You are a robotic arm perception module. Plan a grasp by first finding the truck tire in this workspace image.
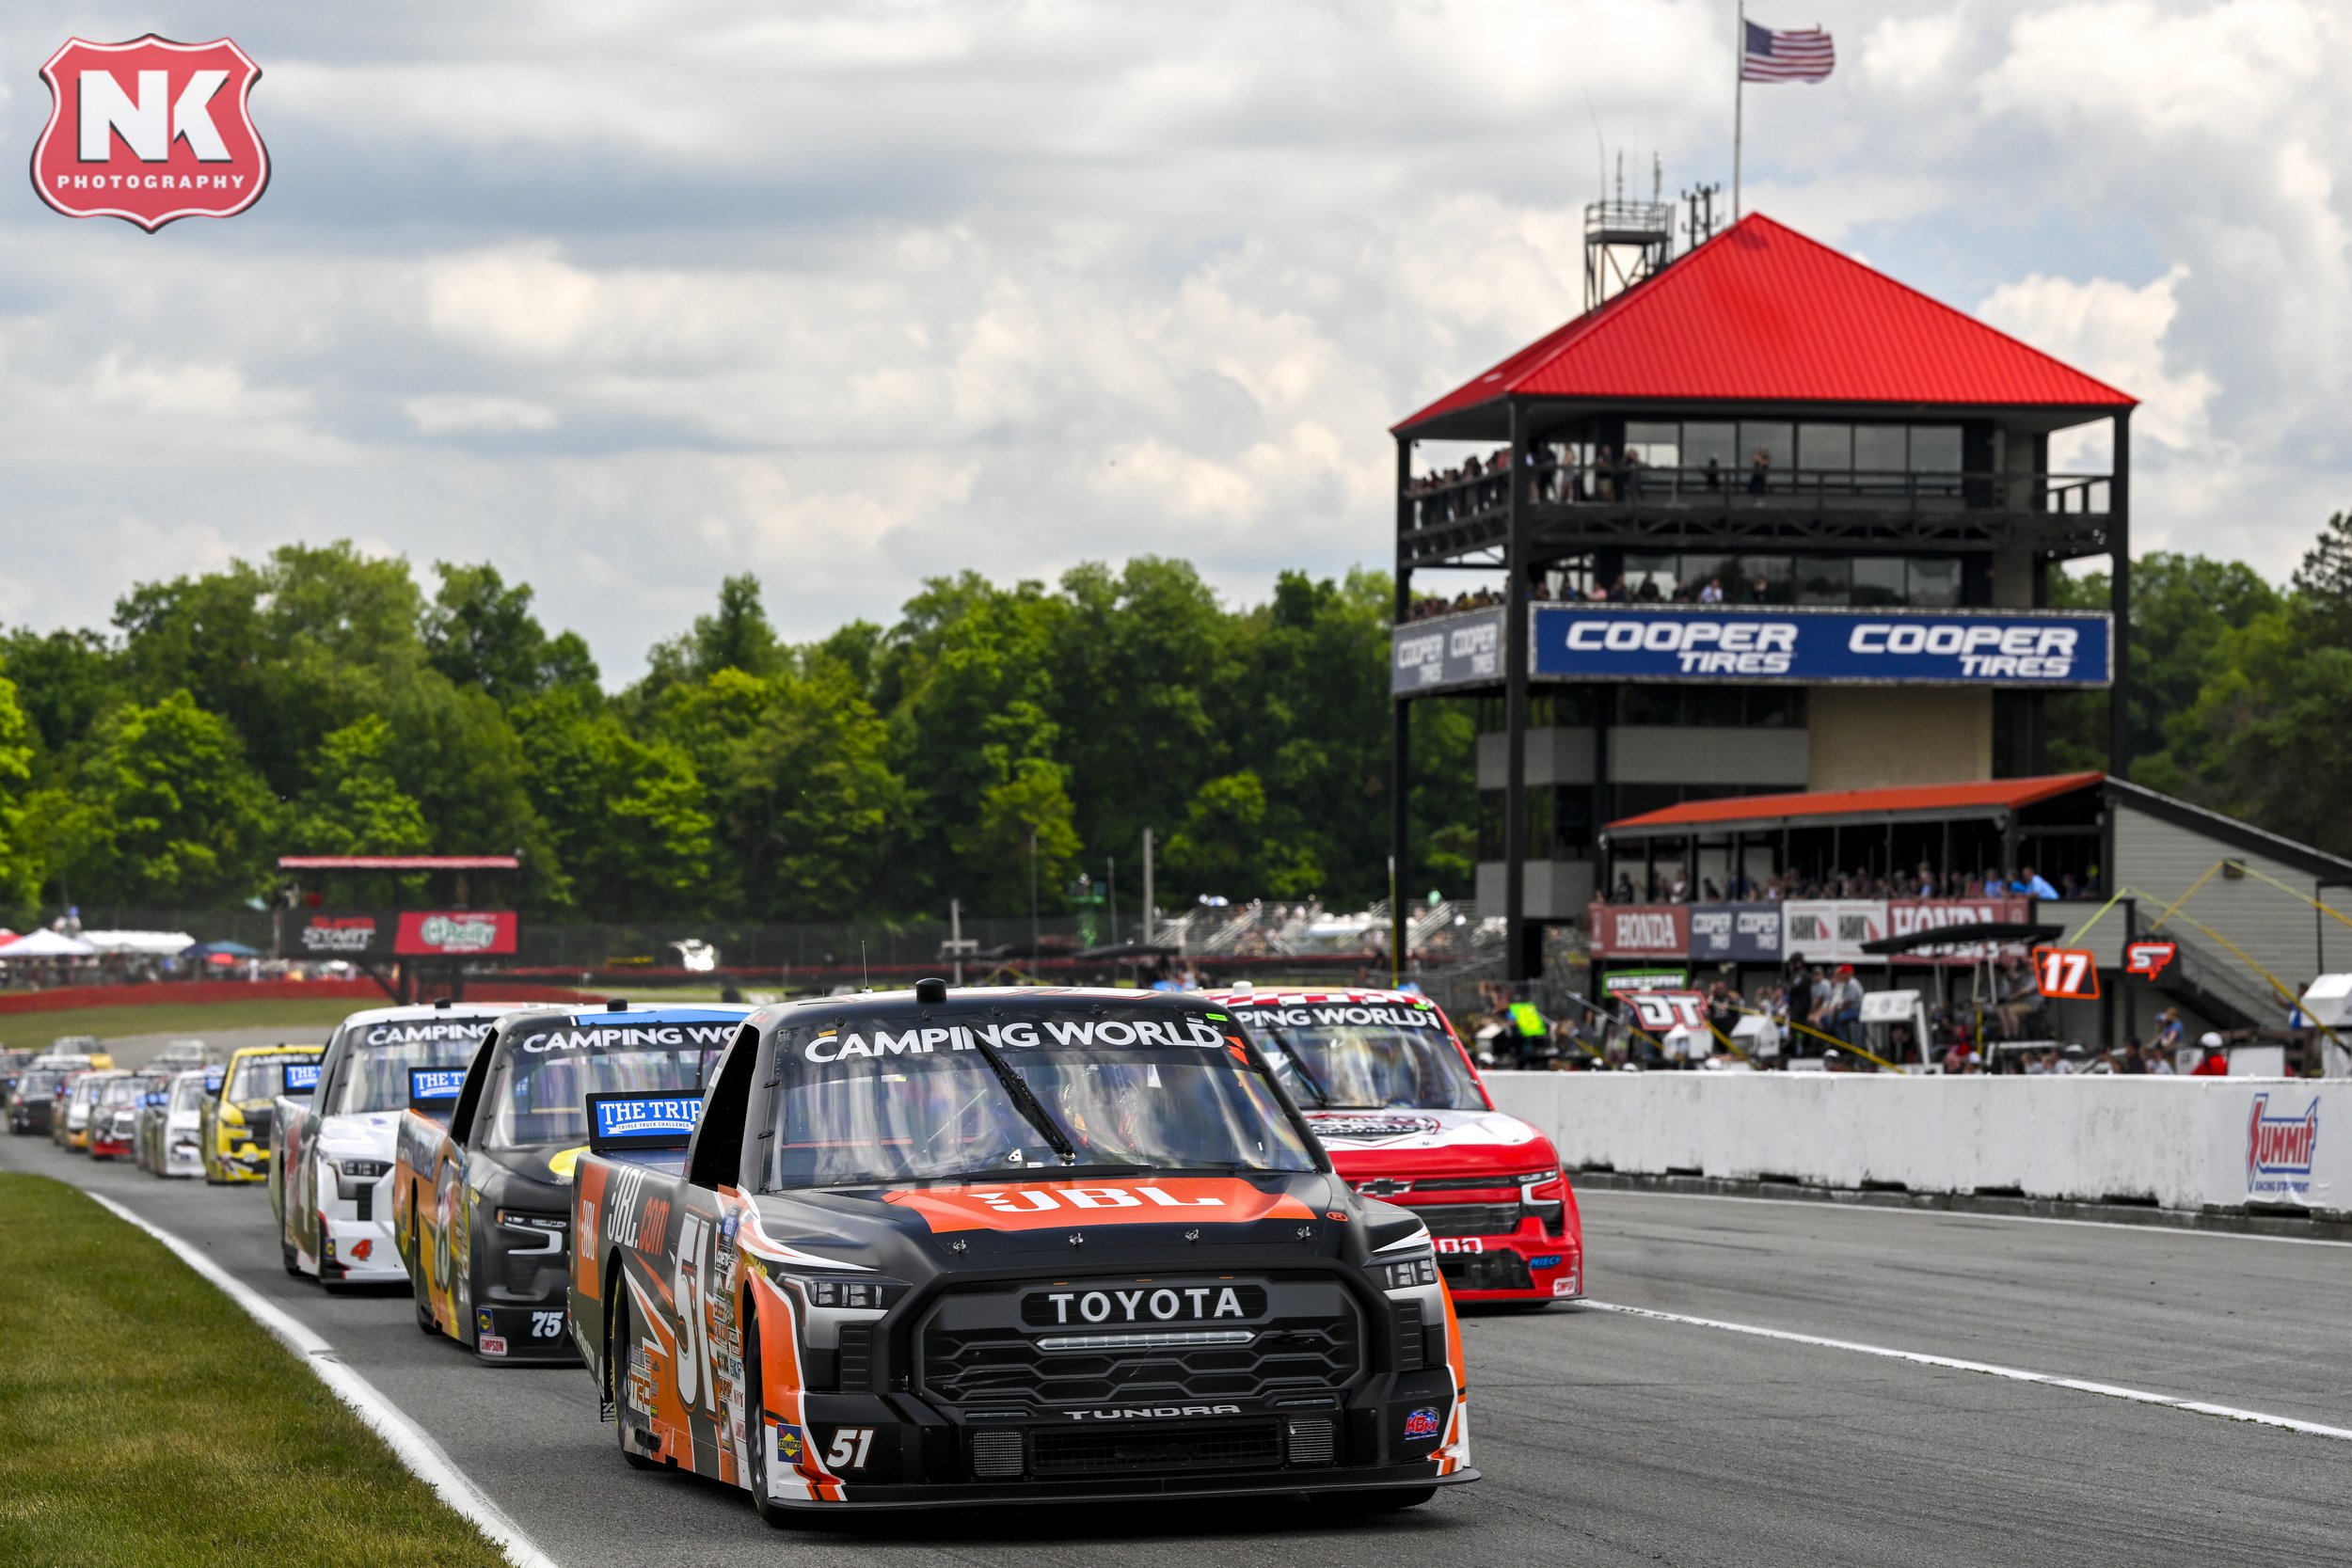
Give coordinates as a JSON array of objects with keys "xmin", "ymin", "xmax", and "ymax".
[
  {"xmin": 611, "ymin": 1289, "xmax": 660, "ymax": 1471},
  {"xmin": 742, "ymin": 1323, "xmax": 808, "ymax": 1528}
]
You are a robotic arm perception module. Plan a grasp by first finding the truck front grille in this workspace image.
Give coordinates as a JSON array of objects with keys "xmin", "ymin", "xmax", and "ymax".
[
  {"xmin": 1410, "ymin": 1201, "xmax": 1521, "ymax": 1237},
  {"xmin": 919, "ymin": 1277, "xmax": 1361, "ymax": 1410},
  {"xmin": 1030, "ymin": 1419, "xmax": 1281, "ymax": 1476}
]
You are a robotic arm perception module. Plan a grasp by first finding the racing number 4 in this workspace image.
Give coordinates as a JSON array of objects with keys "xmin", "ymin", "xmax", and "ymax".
[{"xmin": 824, "ymin": 1427, "xmax": 876, "ymax": 1469}]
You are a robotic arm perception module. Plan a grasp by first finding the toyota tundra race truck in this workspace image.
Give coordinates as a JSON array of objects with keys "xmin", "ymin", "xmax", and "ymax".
[
  {"xmin": 567, "ymin": 982, "xmax": 1475, "ymax": 1522},
  {"xmin": 1204, "ymin": 989, "xmax": 1582, "ymax": 1306},
  {"xmin": 394, "ymin": 1002, "xmax": 751, "ymax": 1361},
  {"xmin": 272, "ymin": 1001, "xmax": 510, "ymax": 1288}
]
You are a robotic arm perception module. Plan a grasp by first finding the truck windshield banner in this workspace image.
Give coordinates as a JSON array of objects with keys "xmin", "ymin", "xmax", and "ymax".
[{"xmin": 1530, "ymin": 605, "xmax": 2111, "ymax": 688}]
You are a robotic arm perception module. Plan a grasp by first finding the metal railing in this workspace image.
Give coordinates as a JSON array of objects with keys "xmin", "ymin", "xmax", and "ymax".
[{"xmin": 1403, "ymin": 464, "xmax": 2111, "ymax": 531}]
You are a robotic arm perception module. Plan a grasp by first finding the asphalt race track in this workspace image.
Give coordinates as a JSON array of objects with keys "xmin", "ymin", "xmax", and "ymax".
[{"xmin": 6, "ymin": 1126, "xmax": 2344, "ymax": 1567}]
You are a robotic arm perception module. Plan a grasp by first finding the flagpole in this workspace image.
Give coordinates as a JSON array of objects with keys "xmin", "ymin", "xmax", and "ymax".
[{"xmin": 1733, "ymin": 0, "xmax": 1744, "ymax": 220}]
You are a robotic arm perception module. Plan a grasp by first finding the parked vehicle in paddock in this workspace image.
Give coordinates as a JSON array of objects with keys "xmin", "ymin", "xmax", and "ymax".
[
  {"xmin": 9, "ymin": 1066, "xmax": 78, "ymax": 1136},
  {"xmin": 140, "ymin": 1069, "xmax": 216, "ymax": 1178},
  {"xmin": 395, "ymin": 1002, "xmax": 751, "ymax": 1361},
  {"xmin": 569, "ymin": 983, "xmax": 1475, "ymax": 1521},
  {"xmin": 1205, "ymin": 989, "xmax": 1584, "ymax": 1306},
  {"xmin": 56, "ymin": 1070, "xmax": 122, "ymax": 1152},
  {"xmin": 202, "ymin": 1046, "xmax": 323, "ymax": 1183},
  {"xmin": 274, "ymin": 1002, "xmax": 510, "ymax": 1288},
  {"xmin": 90, "ymin": 1071, "xmax": 172, "ymax": 1161}
]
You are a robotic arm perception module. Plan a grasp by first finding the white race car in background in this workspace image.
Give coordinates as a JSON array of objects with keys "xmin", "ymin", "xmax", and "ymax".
[{"xmin": 271, "ymin": 1000, "xmax": 511, "ymax": 1287}]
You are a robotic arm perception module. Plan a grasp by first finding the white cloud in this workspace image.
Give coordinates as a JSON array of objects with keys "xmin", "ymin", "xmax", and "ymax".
[
  {"xmin": 1, "ymin": 0, "xmax": 2348, "ymax": 672},
  {"xmin": 404, "ymin": 394, "xmax": 559, "ymax": 435}
]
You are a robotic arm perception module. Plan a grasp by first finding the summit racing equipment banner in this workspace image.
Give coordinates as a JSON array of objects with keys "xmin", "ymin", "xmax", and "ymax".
[
  {"xmin": 1529, "ymin": 605, "xmax": 2111, "ymax": 688},
  {"xmin": 1391, "ymin": 607, "xmax": 1504, "ymax": 694},
  {"xmin": 280, "ymin": 909, "xmax": 517, "ymax": 958}
]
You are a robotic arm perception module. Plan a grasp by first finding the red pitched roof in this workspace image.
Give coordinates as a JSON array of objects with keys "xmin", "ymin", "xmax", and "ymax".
[
  {"xmin": 1606, "ymin": 772, "xmax": 2106, "ymax": 835},
  {"xmin": 1394, "ymin": 214, "xmax": 2135, "ymax": 432}
]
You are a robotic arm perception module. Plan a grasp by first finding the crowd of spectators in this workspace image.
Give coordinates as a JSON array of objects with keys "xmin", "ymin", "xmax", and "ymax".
[
  {"xmin": 1404, "ymin": 443, "xmax": 1782, "ymax": 531},
  {"xmin": 1609, "ymin": 863, "xmax": 2078, "ymax": 904}
]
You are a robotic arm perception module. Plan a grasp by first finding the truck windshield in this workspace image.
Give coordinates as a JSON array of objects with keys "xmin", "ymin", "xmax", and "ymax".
[
  {"xmin": 229, "ymin": 1054, "xmax": 313, "ymax": 1101},
  {"xmin": 766, "ymin": 1008, "xmax": 1318, "ymax": 1190},
  {"xmin": 1235, "ymin": 1002, "xmax": 1486, "ymax": 1111},
  {"xmin": 171, "ymin": 1074, "xmax": 209, "ymax": 1113},
  {"xmin": 325, "ymin": 1021, "xmax": 495, "ymax": 1116},
  {"xmin": 485, "ymin": 1016, "xmax": 740, "ymax": 1148}
]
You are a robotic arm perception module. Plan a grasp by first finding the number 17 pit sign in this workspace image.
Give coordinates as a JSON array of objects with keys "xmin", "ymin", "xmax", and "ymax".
[{"xmin": 33, "ymin": 37, "xmax": 269, "ymax": 230}]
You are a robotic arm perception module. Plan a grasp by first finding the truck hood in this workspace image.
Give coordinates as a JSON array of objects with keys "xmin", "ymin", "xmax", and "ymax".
[
  {"xmin": 1302, "ymin": 1106, "xmax": 1557, "ymax": 1179},
  {"xmin": 740, "ymin": 1169, "xmax": 1384, "ymax": 1274},
  {"xmin": 312, "ymin": 1111, "xmax": 402, "ymax": 1163}
]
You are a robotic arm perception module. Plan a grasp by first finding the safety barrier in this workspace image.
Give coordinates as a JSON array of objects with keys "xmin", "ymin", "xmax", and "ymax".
[
  {"xmin": 1486, "ymin": 1072, "xmax": 2345, "ymax": 1215},
  {"xmin": 0, "ymin": 977, "xmax": 590, "ymax": 1019}
]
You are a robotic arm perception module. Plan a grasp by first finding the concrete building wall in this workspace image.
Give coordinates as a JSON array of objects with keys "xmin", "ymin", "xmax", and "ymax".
[
  {"xmin": 1475, "ymin": 727, "xmax": 1596, "ymax": 790},
  {"xmin": 1611, "ymin": 726, "xmax": 1808, "ymax": 786},
  {"xmin": 1475, "ymin": 858, "xmax": 1596, "ymax": 922},
  {"xmin": 2113, "ymin": 800, "xmax": 2352, "ymax": 1005},
  {"xmin": 1807, "ymin": 687, "xmax": 1992, "ymax": 790}
]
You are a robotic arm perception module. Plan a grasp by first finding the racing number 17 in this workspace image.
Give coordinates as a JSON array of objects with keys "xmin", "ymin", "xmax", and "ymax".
[{"xmin": 2032, "ymin": 946, "xmax": 2099, "ymax": 1000}]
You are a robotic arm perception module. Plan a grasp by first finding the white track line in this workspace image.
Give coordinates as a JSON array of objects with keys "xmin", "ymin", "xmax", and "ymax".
[
  {"xmin": 1581, "ymin": 1185, "xmax": 2352, "ymax": 1247},
  {"xmin": 85, "ymin": 1190, "xmax": 561, "ymax": 1568},
  {"xmin": 1579, "ymin": 1299, "xmax": 2352, "ymax": 1442}
]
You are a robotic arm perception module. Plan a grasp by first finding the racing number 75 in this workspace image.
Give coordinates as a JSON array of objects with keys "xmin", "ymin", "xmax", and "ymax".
[{"xmin": 2031, "ymin": 946, "xmax": 2100, "ymax": 1000}]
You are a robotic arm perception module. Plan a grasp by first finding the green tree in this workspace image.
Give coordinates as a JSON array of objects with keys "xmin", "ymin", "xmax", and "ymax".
[
  {"xmin": 0, "ymin": 664, "xmax": 42, "ymax": 914},
  {"xmin": 2048, "ymin": 553, "xmax": 2281, "ymax": 787},
  {"xmin": 284, "ymin": 714, "xmax": 431, "ymax": 859},
  {"xmin": 706, "ymin": 665, "xmax": 906, "ymax": 918},
  {"xmin": 424, "ymin": 562, "xmax": 596, "ymax": 702},
  {"xmin": 1162, "ymin": 770, "xmax": 1321, "ymax": 900},
  {"xmin": 0, "ymin": 627, "xmax": 119, "ymax": 767},
  {"xmin": 53, "ymin": 691, "xmax": 275, "ymax": 903},
  {"xmin": 515, "ymin": 689, "xmax": 711, "ymax": 913}
]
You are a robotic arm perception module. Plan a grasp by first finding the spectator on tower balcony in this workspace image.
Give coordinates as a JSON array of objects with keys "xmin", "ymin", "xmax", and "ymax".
[
  {"xmin": 1607, "ymin": 575, "xmax": 1631, "ymax": 603},
  {"xmin": 1621, "ymin": 447, "xmax": 1646, "ymax": 501},
  {"xmin": 1699, "ymin": 577, "xmax": 1725, "ymax": 604},
  {"xmin": 1591, "ymin": 445, "xmax": 1615, "ymax": 502},
  {"xmin": 1749, "ymin": 573, "xmax": 1772, "ymax": 603},
  {"xmin": 2014, "ymin": 865, "xmax": 2059, "ymax": 900},
  {"xmin": 1747, "ymin": 448, "xmax": 1772, "ymax": 495},
  {"xmin": 1982, "ymin": 868, "xmax": 2008, "ymax": 895},
  {"xmin": 1634, "ymin": 575, "xmax": 1664, "ymax": 603},
  {"xmin": 1706, "ymin": 455, "xmax": 1724, "ymax": 492}
]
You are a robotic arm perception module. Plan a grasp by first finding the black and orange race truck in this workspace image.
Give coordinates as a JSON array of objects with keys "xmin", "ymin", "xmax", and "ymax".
[
  {"xmin": 393, "ymin": 1001, "xmax": 751, "ymax": 1361},
  {"xmin": 567, "ymin": 982, "xmax": 1475, "ymax": 1521}
]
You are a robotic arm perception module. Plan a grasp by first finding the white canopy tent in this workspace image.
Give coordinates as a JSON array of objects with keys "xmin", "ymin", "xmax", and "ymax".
[
  {"xmin": 80, "ymin": 930, "xmax": 199, "ymax": 957},
  {"xmin": 0, "ymin": 929, "xmax": 98, "ymax": 958}
]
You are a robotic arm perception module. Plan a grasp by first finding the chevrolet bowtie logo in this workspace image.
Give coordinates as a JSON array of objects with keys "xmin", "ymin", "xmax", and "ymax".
[{"xmin": 1358, "ymin": 1178, "xmax": 1411, "ymax": 1196}]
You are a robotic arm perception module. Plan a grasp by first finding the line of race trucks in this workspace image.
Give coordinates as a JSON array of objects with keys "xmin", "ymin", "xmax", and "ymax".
[{"xmin": 7, "ymin": 983, "xmax": 1586, "ymax": 1520}]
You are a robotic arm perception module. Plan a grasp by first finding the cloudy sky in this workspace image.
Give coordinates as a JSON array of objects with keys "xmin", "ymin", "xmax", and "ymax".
[{"xmin": 0, "ymin": 1, "xmax": 2338, "ymax": 680}]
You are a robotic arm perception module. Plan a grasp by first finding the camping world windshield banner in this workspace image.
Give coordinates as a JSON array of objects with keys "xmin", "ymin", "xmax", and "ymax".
[{"xmin": 1531, "ymin": 605, "xmax": 2112, "ymax": 688}]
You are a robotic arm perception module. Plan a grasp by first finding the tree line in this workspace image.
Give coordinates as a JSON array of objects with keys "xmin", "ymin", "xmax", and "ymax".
[{"xmin": 0, "ymin": 548, "xmax": 1476, "ymax": 922}]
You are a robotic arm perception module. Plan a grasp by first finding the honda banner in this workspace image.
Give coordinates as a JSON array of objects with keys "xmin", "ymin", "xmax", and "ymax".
[
  {"xmin": 1886, "ymin": 897, "xmax": 2029, "ymax": 964},
  {"xmin": 1586, "ymin": 904, "xmax": 1691, "ymax": 958}
]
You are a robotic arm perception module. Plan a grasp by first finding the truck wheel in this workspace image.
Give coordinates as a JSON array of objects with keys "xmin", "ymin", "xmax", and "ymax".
[
  {"xmin": 281, "ymin": 1237, "xmax": 300, "ymax": 1276},
  {"xmin": 611, "ymin": 1290, "xmax": 660, "ymax": 1471},
  {"xmin": 408, "ymin": 1209, "xmax": 439, "ymax": 1335},
  {"xmin": 742, "ymin": 1325, "xmax": 807, "ymax": 1528}
]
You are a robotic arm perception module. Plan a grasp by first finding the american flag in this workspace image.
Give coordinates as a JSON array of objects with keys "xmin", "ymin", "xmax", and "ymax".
[{"xmin": 1741, "ymin": 20, "xmax": 1835, "ymax": 83}]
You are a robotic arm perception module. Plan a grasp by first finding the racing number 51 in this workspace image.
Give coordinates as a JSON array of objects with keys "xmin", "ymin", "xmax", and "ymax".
[{"xmin": 824, "ymin": 1427, "xmax": 876, "ymax": 1469}]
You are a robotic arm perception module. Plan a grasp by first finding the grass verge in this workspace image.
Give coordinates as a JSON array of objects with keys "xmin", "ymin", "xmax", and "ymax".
[
  {"xmin": 1, "ymin": 997, "xmax": 371, "ymax": 1049},
  {"xmin": 0, "ymin": 1174, "xmax": 510, "ymax": 1568}
]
